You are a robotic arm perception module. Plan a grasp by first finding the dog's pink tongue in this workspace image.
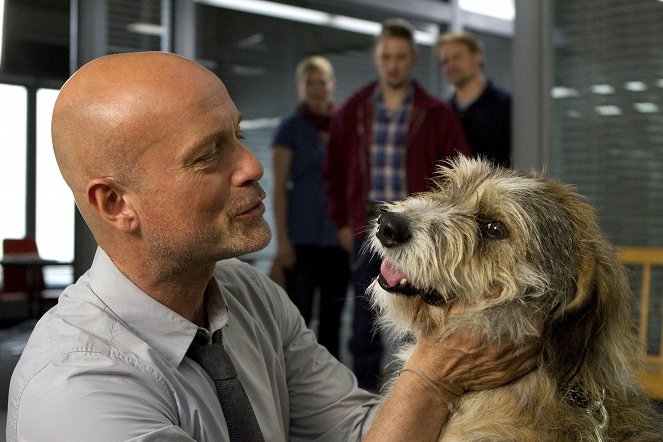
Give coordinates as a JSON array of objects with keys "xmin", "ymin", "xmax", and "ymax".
[{"xmin": 380, "ymin": 260, "xmax": 407, "ymax": 287}]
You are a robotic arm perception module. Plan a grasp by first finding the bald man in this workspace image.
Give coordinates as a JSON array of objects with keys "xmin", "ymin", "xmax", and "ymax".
[{"xmin": 7, "ymin": 52, "xmax": 538, "ymax": 442}]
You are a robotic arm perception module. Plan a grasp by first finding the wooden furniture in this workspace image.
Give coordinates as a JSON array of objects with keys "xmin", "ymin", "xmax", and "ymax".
[
  {"xmin": 618, "ymin": 247, "xmax": 663, "ymax": 399},
  {"xmin": 1, "ymin": 237, "xmax": 70, "ymax": 318}
]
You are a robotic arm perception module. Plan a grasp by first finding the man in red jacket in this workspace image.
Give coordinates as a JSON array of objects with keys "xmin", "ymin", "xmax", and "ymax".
[{"xmin": 324, "ymin": 18, "xmax": 471, "ymax": 391}]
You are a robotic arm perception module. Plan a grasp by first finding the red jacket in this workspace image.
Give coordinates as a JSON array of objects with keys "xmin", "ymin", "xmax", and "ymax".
[{"xmin": 323, "ymin": 80, "xmax": 471, "ymax": 237}]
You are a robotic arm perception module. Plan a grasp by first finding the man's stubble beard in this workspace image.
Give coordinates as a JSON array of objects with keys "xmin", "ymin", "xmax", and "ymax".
[
  {"xmin": 146, "ymin": 217, "xmax": 272, "ymax": 276},
  {"xmin": 383, "ymin": 75, "xmax": 411, "ymax": 93}
]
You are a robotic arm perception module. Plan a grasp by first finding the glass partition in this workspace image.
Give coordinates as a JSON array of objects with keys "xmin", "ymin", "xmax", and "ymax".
[{"xmin": 0, "ymin": 84, "xmax": 28, "ymax": 260}]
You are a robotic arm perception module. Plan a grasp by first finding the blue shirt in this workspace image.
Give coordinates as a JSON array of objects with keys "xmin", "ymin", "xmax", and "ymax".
[
  {"xmin": 272, "ymin": 114, "xmax": 339, "ymax": 246},
  {"xmin": 369, "ymin": 85, "xmax": 413, "ymax": 202},
  {"xmin": 7, "ymin": 248, "xmax": 378, "ymax": 441}
]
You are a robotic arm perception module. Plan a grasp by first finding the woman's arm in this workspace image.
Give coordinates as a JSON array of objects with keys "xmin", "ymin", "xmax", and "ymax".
[{"xmin": 271, "ymin": 146, "xmax": 296, "ymax": 272}]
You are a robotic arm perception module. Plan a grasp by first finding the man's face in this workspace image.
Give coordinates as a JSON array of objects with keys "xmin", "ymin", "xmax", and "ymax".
[
  {"xmin": 134, "ymin": 74, "xmax": 271, "ymax": 268},
  {"xmin": 438, "ymin": 41, "xmax": 483, "ymax": 89},
  {"xmin": 373, "ymin": 36, "xmax": 417, "ymax": 90}
]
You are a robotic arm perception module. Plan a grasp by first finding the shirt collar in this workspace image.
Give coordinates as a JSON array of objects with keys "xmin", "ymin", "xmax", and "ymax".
[{"xmin": 88, "ymin": 247, "xmax": 228, "ymax": 367}]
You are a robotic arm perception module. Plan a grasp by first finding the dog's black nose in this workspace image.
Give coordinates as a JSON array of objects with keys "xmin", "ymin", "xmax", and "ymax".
[{"xmin": 376, "ymin": 212, "xmax": 412, "ymax": 247}]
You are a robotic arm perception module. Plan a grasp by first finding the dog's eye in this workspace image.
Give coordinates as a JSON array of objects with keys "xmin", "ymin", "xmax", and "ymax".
[{"xmin": 480, "ymin": 220, "xmax": 508, "ymax": 239}]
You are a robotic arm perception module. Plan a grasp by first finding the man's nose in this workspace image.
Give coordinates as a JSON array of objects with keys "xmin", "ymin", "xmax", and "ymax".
[{"xmin": 233, "ymin": 142, "xmax": 264, "ymax": 185}]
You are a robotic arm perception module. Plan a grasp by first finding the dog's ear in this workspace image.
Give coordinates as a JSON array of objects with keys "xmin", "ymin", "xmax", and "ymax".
[
  {"xmin": 543, "ymin": 253, "xmax": 601, "ymax": 386},
  {"xmin": 563, "ymin": 256, "xmax": 596, "ymax": 314}
]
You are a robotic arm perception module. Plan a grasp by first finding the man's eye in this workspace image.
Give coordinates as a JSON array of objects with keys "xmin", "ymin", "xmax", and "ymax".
[
  {"xmin": 236, "ymin": 131, "xmax": 245, "ymax": 140},
  {"xmin": 198, "ymin": 151, "xmax": 218, "ymax": 166}
]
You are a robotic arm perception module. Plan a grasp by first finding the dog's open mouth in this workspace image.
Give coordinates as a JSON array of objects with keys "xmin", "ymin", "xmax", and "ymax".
[{"xmin": 378, "ymin": 260, "xmax": 446, "ymax": 306}]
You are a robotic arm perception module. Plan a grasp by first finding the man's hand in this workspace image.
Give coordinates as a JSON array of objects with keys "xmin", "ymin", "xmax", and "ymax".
[
  {"xmin": 407, "ymin": 329, "xmax": 541, "ymax": 394},
  {"xmin": 407, "ymin": 300, "xmax": 541, "ymax": 393},
  {"xmin": 363, "ymin": 304, "xmax": 541, "ymax": 442}
]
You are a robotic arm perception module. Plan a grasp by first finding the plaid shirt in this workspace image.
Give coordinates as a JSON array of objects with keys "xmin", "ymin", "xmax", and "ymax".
[{"xmin": 369, "ymin": 85, "xmax": 414, "ymax": 202}]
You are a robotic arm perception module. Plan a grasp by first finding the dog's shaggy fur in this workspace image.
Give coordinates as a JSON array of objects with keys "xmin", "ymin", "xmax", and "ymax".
[{"xmin": 368, "ymin": 157, "xmax": 663, "ymax": 441}]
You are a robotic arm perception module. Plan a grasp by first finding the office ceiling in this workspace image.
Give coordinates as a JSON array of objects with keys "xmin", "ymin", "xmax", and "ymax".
[
  {"xmin": 2, "ymin": 0, "xmax": 70, "ymax": 78},
  {"xmin": 1, "ymin": 0, "xmax": 452, "ymax": 81}
]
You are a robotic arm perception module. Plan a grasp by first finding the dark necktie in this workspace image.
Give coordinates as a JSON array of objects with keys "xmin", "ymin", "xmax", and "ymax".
[{"xmin": 187, "ymin": 328, "xmax": 265, "ymax": 441}]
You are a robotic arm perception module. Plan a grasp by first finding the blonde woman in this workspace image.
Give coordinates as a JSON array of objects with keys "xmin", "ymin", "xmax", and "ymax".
[{"xmin": 270, "ymin": 55, "xmax": 348, "ymax": 358}]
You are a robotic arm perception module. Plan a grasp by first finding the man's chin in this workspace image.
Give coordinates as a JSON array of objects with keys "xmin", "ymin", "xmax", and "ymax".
[
  {"xmin": 385, "ymin": 78, "xmax": 409, "ymax": 90},
  {"xmin": 243, "ymin": 228, "xmax": 272, "ymax": 255},
  {"xmin": 221, "ymin": 222, "xmax": 272, "ymax": 260}
]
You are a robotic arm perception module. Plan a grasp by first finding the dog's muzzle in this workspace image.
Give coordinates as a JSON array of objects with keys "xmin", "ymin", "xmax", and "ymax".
[
  {"xmin": 376, "ymin": 211, "xmax": 412, "ymax": 248},
  {"xmin": 375, "ymin": 212, "xmax": 447, "ymax": 306}
]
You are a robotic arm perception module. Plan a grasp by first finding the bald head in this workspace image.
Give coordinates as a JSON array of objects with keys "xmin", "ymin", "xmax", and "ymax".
[
  {"xmin": 53, "ymin": 52, "xmax": 217, "ymax": 190},
  {"xmin": 49, "ymin": 51, "xmax": 271, "ymax": 319},
  {"xmin": 52, "ymin": 52, "xmax": 224, "ymax": 229}
]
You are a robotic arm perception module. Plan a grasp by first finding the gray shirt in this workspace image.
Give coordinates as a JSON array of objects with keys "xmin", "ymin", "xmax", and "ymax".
[{"xmin": 7, "ymin": 248, "xmax": 378, "ymax": 441}]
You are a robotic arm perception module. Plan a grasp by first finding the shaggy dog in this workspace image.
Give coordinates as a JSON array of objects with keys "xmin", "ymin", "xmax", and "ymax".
[{"xmin": 367, "ymin": 157, "xmax": 662, "ymax": 441}]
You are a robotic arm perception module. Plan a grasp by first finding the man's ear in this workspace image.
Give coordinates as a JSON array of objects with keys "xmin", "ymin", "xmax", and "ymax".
[
  {"xmin": 476, "ymin": 52, "xmax": 485, "ymax": 71},
  {"xmin": 411, "ymin": 51, "xmax": 419, "ymax": 66},
  {"xmin": 86, "ymin": 179, "xmax": 139, "ymax": 233}
]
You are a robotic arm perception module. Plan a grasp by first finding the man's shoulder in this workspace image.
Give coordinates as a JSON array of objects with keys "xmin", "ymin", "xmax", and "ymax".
[
  {"xmin": 485, "ymin": 81, "xmax": 512, "ymax": 103},
  {"xmin": 7, "ymin": 303, "xmax": 173, "ymax": 442},
  {"xmin": 338, "ymin": 81, "xmax": 378, "ymax": 112},
  {"xmin": 11, "ymin": 292, "xmax": 124, "ymax": 381},
  {"xmin": 411, "ymin": 81, "xmax": 452, "ymax": 112},
  {"xmin": 9, "ymin": 271, "xmax": 173, "ymax": 386},
  {"xmin": 7, "ymin": 293, "xmax": 133, "ymax": 427}
]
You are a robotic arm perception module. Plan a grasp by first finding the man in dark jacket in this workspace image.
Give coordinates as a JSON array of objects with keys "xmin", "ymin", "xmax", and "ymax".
[
  {"xmin": 437, "ymin": 31, "xmax": 512, "ymax": 167},
  {"xmin": 324, "ymin": 18, "xmax": 471, "ymax": 392}
]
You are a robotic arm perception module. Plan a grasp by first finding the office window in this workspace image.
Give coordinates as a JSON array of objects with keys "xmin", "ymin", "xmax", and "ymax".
[
  {"xmin": 35, "ymin": 88, "xmax": 75, "ymax": 266},
  {"xmin": 0, "ymin": 84, "xmax": 28, "ymax": 259},
  {"xmin": 552, "ymin": 0, "xmax": 663, "ymax": 247},
  {"xmin": 552, "ymin": 0, "xmax": 663, "ymax": 353}
]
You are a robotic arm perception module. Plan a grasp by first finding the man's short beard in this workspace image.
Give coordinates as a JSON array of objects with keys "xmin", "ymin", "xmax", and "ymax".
[
  {"xmin": 385, "ymin": 78, "xmax": 410, "ymax": 91},
  {"xmin": 453, "ymin": 70, "xmax": 481, "ymax": 90},
  {"xmin": 146, "ymin": 219, "xmax": 272, "ymax": 277},
  {"xmin": 146, "ymin": 225, "xmax": 222, "ymax": 276}
]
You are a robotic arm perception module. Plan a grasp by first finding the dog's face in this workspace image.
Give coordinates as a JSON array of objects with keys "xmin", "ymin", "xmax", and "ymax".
[
  {"xmin": 367, "ymin": 157, "xmax": 611, "ymax": 345},
  {"xmin": 369, "ymin": 157, "xmax": 660, "ymax": 439}
]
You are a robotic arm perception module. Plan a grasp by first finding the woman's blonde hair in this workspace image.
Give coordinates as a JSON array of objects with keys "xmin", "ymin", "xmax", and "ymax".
[{"xmin": 295, "ymin": 55, "xmax": 335, "ymax": 85}]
